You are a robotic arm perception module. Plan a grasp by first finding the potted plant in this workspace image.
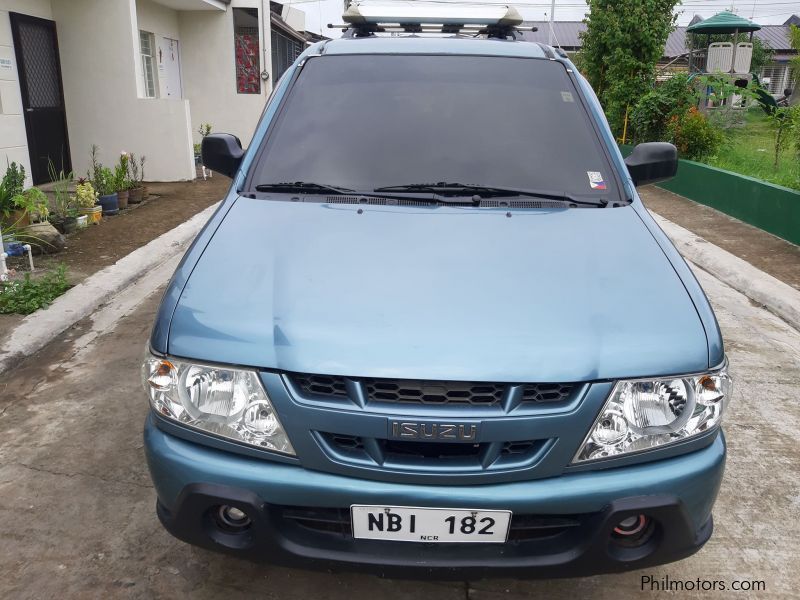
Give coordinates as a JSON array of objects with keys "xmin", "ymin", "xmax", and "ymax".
[
  {"xmin": 47, "ymin": 161, "xmax": 78, "ymax": 235},
  {"xmin": 8, "ymin": 187, "xmax": 49, "ymax": 231},
  {"xmin": 115, "ymin": 152, "xmax": 130, "ymax": 210},
  {"xmin": 127, "ymin": 153, "xmax": 145, "ymax": 204},
  {"xmin": 0, "ymin": 162, "xmax": 29, "ymax": 228},
  {"xmin": 73, "ymin": 178, "xmax": 100, "ymax": 224},
  {"xmin": 89, "ymin": 145, "xmax": 118, "ymax": 215}
]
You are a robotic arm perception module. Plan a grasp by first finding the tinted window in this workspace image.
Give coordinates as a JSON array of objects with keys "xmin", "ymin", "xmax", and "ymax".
[{"xmin": 251, "ymin": 54, "xmax": 618, "ymax": 199}]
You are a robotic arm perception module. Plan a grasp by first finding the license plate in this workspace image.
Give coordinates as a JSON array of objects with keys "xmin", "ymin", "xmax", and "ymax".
[{"xmin": 351, "ymin": 505, "xmax": 511, "ymax": 543}]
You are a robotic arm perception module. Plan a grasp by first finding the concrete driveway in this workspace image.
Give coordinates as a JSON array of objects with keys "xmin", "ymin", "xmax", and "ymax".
[{"xmin": 0, "ymin": 258, "xmax": 797, "ymax": 599}]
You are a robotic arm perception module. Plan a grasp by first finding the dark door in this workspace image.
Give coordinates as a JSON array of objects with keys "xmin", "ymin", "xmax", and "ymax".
[{"xmin": 10, "ymin": 13, "xmax": 71, "ymax": 184}]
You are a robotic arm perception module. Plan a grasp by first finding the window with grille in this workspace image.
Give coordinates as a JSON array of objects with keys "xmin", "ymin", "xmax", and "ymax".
[
  {"xmin": 271, "ymin": 29, "xmax": 304, "ymax": 83},
  {"xmin": 234, "ymin": 8, "xmax": 261, "ymax": 94},
  {"xmin": 760, "ymin": 64, "xmax": 788, "ymax": 95},
  {"xmin": 139, "ymin": 30, "xmax": 157, "ymax": 98}
]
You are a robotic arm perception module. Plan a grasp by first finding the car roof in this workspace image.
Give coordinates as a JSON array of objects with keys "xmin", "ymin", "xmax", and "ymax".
[{"xmin": 320, "ymin": 36, "xmax": 551, "ymax": 59}]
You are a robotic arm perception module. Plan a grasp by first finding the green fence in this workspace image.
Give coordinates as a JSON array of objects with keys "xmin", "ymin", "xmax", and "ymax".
[{"xmin": 620, "ymin": 146, "xmax": 800, "ymax": 246}]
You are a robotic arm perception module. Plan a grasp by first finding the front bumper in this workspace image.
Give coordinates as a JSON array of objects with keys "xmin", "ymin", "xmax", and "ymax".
[{"xmin": 144, "ymin": 413, "xmax": 725, "ymax": 578}]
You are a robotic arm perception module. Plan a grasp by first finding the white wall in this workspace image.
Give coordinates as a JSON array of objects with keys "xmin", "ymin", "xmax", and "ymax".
[
  {"xmin": 178, "ymin": 0, "xmax": 272, "ymax": 146},
  {"xmin": 52, "ymin": 0, "xmax": 194, "ymax": 181},
  {"xmin": 0, "ymin": 0, "xmax": 54, "ymax": 188},
  {"xmin": 2, "ymin": 0, "xmax": 299, "ymax": 183}
]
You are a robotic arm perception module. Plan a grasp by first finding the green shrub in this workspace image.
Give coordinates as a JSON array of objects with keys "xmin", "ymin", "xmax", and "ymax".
[
  {"xmin": 658, "ymin": 74, "xmax": 697, "ymax": 109},
  {"xmin": 0, "ymin": 265, "xmax": 70, "ymax": 315},
  {"xmin": 630, "ymin": 74, "xmax": 697, "ymax": 142},
  {"xmin": 667, "ymin": 107, "xmax": 722, "ymax": 160},
  {"xmin": 630, "ymin": 92, "xmax": 674, "ymax": 142}
]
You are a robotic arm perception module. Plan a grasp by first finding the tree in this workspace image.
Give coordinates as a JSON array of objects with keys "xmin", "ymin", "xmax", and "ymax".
[
  {"xmin": 790, "ymin": 24, "xmax": 800, "ymax": 95},
  {"xmin": 579, "ymin": 0, "xmax": 679, "ymax": 135},
  {"xmin": 767, "ymin": 107, "xmax": 792, "ymax": 168}
]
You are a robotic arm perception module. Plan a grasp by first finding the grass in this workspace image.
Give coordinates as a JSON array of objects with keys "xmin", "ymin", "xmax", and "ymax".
[{"xmin": 704, "ymin": 110, "xmax": 800, "ymax": 191}]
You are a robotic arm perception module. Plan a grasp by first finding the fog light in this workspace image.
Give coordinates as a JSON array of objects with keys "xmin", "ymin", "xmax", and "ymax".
[
  {"xmin": 215, "ymin": 505, "xmax": 252, "ymax": 532},
  {"xmin": 614, "ymin": 514, "xmax": 647, "ymax": 536},
  {"xmin": 611, "ymin": 514, "xmax": 655, "ymax": 547}
]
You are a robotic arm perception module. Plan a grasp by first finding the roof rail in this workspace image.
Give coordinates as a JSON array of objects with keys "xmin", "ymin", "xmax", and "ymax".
[{"xmin": 328, "ymin": 3, "xmax": 532, "ymax": 39}]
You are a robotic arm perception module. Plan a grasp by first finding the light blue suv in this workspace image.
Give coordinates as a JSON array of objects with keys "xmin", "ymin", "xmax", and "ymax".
[{"xmin": 142, "ymin": 6, "xmax": 731, "ymax": 578}]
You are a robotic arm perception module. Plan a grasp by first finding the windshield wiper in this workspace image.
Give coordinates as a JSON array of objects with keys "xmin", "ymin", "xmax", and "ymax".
[
  {"xmin": 255, "ymin": 181, "xmax": 358, "ymax": 195},
  {"xmin": 373, "ymin": 182, "xmax": 608, "ymax": 206},
  {"xmin": 254, "ymin": 181, "xmax": 480, "ymax": 204}
]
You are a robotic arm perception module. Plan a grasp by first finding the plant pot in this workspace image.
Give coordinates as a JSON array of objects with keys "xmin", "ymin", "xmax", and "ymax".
[
  {"xmin": 1, "ymin": 209, "xmax": 30, "ymax": 229},
  {"xmin": 141, "ymin": 186, "xmax": 149, "ymax": 201},
  {"xmin": 79, "ymin": 205, "xmax": 102, "ymax": 224},
  {"xmin": 62, "ymin": 216, "xmax": 78, "ymax": 234},
  {"xmin": 51, "ymin": 216, "xmax": 77, "ymax": 235},
  {"xmin": 128, "ymin": 186, "xmax": 144, "ymax": 204},
  {"xmin": 76, "ymin": 215, "xmax": 88, "ymax": 229},
  {"xmin": 98, "ymin": 193, "xmax": 119, "ymax": 216},
  {"xmin": 117, "ymin": 189, "xmax": 129, "ymax": 210}
]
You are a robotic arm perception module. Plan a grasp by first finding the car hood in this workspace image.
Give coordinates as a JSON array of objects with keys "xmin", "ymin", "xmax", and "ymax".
[{"xmin": 168, "ymin": 197, "xmax": 709, "ymax": 382}]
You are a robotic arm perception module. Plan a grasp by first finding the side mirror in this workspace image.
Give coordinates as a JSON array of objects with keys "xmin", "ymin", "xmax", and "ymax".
[
  {"xmin": 201, "ymin": 134, "xmax": 244, "ymax": 178},
  {"xmin": 624, "ymin": 142, "xmax": 678, "ymax": 187}
]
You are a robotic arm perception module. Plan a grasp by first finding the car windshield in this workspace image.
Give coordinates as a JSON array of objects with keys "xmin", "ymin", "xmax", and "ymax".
[{"xmin": 249, "ymin": 54, "xmax": 620, "ymax": 201}]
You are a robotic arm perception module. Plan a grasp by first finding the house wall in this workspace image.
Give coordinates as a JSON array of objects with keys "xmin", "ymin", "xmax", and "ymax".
[
  {"xmin": 179, "ymin": 0, "xmax": 274, "ymax": 146},
  {"xmin": 51, "ymin": 0, "xmax": 194, "ymax": 181},
  {"xmin": 2, "ymin": 0, "xmax": 300, "ymax": 184},
  {"xmin": 0, "ymin": 0, "xmax": 54, "ymax": 188}
]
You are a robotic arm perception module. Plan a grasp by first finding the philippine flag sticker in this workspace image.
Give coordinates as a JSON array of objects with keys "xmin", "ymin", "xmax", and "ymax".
[{"xmin": 587, "ymin": 171, "xmax": 606, "ymax": 190}]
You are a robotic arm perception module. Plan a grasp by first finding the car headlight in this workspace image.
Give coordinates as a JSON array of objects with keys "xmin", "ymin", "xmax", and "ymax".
[
  {"xmin": 142, "ymin": 355, "xmax": 294, "ymax": 455},
  {"xmin": 573, "ymin": 361, "xmax": 731, "ymax": 463}
]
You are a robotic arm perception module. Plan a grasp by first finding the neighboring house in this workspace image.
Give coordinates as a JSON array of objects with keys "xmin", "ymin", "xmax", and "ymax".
[
  {"xmin": 523, "ymin": 15, "xmax": 798, "ymax": 96},
  {"xmin": 0, "ymin": 0, "xmax": 307, "ymax": 186}
]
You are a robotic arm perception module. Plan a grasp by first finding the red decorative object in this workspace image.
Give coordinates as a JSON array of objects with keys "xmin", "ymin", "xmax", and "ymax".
[{"xmin": 236, "ymin": 33, "xmax": 260, "ymax": 94}]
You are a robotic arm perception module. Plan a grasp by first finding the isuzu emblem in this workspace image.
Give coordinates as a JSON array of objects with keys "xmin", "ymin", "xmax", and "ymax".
[{"xmin": 389, "ymin": 420, "xmax": 479, "ymax": 442}]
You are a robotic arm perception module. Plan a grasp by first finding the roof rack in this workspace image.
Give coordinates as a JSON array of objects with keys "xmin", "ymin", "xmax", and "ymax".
[{"xmin": 328, "ymin": 3, "xmax": 533, "ymax": 39}]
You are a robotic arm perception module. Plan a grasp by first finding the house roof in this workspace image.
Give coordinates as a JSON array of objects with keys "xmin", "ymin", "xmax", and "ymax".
[
  {"xmin": 686, "ymin": 11, "xmax": 760, "ymax": 33},
  {"xmin": 521, "ymin": 19, "xmax": 797, "ymax": 58},
  {"xmin": 521, "ymin": 21, "xmax": 584, "ymax": 49},
  {"xmin": 270, "ymin": 1, "xmax": 307, "ymax": 44}
]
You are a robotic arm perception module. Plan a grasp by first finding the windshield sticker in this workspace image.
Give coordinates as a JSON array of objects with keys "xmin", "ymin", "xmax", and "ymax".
[
  {"xmin": 587, "ymin": 171, "xmax": 606, "ymax": 190},
  {"xmin": 560, "ymin": 91, "xmax": 574, "ymax": 103}
]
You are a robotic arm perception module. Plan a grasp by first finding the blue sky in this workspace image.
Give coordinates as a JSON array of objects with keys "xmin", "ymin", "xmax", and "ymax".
[{"xmin": 285, "ymin": 0, "xmax": 800, "ymax": 36}]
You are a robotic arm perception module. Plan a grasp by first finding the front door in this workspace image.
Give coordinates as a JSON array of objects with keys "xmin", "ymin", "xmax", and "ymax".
[
  {"xmin": 10, "ymin": 13, "xmax": 71, "ymax": 184},
  {"xmin": 157, "ymin": 37, "xmax": 182, "ymax": 99}
]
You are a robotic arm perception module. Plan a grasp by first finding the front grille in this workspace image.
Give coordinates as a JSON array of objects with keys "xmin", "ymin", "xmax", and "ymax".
[
  {"xmin": 521, "ymin": 383, "xmax": 573, "ymax": 404},
  {"xmin": 277, "ymin": 505, "xmax": 584, "ymax": 542},
  {"xmin": 320, "ymin": 432, "xmax": 547, "ymax": 471},
  {"xmin": 381, "ymin": 439, "xmax": 484, "ymax": 460},
  {"xmin": 292, "ymin": 373, "xmax": 349, "ymax": 400},
  {"xmin": 366, "ymin": 378, "xmax": 504, "ymax": 405},
  {"xmin": 287, "ymin": 373, "xmax": 577, "ymax": 410}
]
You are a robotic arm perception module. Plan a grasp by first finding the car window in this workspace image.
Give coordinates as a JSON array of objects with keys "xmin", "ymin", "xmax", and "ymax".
[{"xmin": 249, "ymin": 54, "xmax": 619, "ymax": 200}]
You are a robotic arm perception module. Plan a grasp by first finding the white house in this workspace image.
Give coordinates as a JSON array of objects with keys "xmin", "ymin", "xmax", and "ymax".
[{"xmin": 0, "ymin": 0, "xmax": 307, "ymax": 186}]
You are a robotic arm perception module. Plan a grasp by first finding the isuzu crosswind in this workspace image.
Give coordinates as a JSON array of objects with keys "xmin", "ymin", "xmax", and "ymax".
[{"xmin": 142, "ymin": 4, "xmax": 731, "ymax": 578}]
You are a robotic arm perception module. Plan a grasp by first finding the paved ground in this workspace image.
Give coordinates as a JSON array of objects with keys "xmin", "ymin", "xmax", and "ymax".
[
  {"xmin": 0, "ymin": 256, "xmax": 798, "ymax": 598},
  {"xmin": 640, "ymin": 186, "xmax": 800, "ymax": 292}
]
